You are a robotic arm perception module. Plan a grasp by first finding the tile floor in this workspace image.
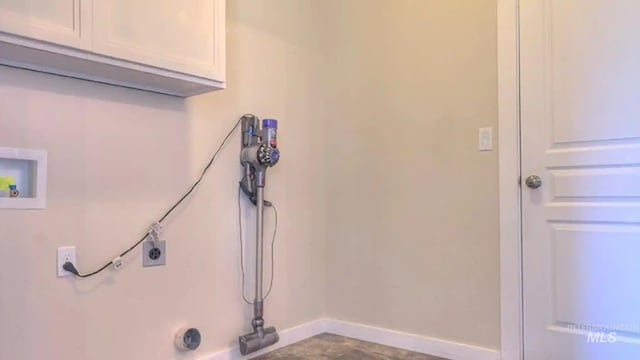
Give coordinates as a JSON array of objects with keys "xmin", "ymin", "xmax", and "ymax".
[{"xmin": 252, "ymin": 333, "xmax": 449, "ymax": 360}]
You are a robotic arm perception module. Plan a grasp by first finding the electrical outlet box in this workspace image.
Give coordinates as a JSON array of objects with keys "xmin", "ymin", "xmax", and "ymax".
[
  {"xmin": 143, "ymin": 241, "xmax": 166, "ymax": 267},
  {"xmin": 57, "ymin": 246, "xmax": 76, "ymax": 277}
]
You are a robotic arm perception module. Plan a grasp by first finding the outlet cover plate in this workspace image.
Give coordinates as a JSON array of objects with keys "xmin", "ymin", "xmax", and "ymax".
[
  {"xmin": 143, "ymin": 241, "xmax": 166, "ymax": 267},
  {"xmin": 57, "ymin": 246, "xmax": 76, "ymax": 277},
  {"xmin": 478, "ymin": 127, "xmax": 493, "ymax": 151}
]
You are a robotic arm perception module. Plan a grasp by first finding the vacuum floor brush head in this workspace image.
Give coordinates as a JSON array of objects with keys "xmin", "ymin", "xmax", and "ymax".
[{"xmin": 239, "ymin": 326, "xmax": 279, "ymax": 355}]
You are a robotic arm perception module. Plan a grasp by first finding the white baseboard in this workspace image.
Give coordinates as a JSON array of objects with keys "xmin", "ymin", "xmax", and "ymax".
[
  {"xmin": 325, "ymin": 319, "xmax": 500, "ymax": 360},
  {"xmin": 200, "ymin": 318, "xmax": 500, "ymax": 360}
]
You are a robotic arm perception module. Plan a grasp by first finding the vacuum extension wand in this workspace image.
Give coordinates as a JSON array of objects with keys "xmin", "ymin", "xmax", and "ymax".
[{"xmin": 238, "ymin": 114, "xmax": 280, "ymax": 355}]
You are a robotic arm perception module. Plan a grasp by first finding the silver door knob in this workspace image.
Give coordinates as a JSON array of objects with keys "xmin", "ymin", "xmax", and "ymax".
[{"xmin": 525, "ymin": 175, "xmax": 542, "ymax": 189}]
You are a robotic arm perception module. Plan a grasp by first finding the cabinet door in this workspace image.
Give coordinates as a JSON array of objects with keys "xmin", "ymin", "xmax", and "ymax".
[
  {"xmin": 92, "ymin": 0, "xmax": 225, "ymax": 81},
  {"xmin": 0, "ymin": 0, "xmax": 90, "ymax": 49}
]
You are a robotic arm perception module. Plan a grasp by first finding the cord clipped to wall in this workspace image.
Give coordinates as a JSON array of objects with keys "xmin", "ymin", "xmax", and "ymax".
[
  {"xmin": 112, "ymin": 257, "xmax": 123, "ymax": 271},
  {"xmin": 147, "ymin": 222, "xmax": 163, "ymax": 247},
  {"xmin": 62, "ymin": 116, "xmax": 244, "ymax": 278}
]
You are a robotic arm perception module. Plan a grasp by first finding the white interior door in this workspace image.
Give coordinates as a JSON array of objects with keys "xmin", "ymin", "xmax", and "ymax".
[{"xmin": 521, "ymin": 0, "xmax": 640, "ymax": 359}]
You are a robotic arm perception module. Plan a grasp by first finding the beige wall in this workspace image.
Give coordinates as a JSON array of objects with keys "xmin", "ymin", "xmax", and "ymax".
[
  {"xmin": 0, "ymin": 1, "xmax": 325, "ymax": 359},
  {"xmin": 322, "ymin": 0, "xmax": 501, "ymax": 349},
  {"xmin": 0, "ymin": 1, "xmax": 500, "ymax": 358}
]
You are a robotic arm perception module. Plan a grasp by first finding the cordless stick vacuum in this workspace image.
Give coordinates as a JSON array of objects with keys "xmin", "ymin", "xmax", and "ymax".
[{"xmin": 238, "ymin": 114, "xmax": 280, "ymax": 355}]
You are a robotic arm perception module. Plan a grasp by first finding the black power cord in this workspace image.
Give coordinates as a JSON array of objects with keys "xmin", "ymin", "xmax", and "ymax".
[{"xmin": 64, "ymin": 116, "xmax": 244, "ymax": 278}]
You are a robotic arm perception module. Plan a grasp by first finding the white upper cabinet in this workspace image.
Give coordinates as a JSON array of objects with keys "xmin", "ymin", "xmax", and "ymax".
[
  {"xmin": 0, "ymin": 0, "xmax": 90, "ymax": 49},
  {"xmin": 92, "ymin": 0, "xmax": 224, "ymax": 80},
  {"xmin": 0, "ymin": 0, "xmax": 225, "ymax": 97}
]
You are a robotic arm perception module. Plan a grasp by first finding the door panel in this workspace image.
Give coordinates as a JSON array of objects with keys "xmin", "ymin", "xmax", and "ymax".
[
  {"xmin": 521, "ymin": 0, "xmax": 640, "ymax": 358},
  {"xmin": 92, "ymin": 0, "xmax": 224, "ymax": 79},
  {"xmin": 550, "ymin": 1, "xmax": 640, "ymax": 144},
  {"xmin": 553, "ymin": 224, "xmax": 640, "ymax": 330},
  {"xmin": 0, "ymin": 0, "xmax": 90, "ymax": 48},
  {"xmin": 550, "ymin": 167, "xmax": 640, "ymax": 199},
  {"xmin": 0, "ymin": 1, "xmax": 74, "ymax": 26}
]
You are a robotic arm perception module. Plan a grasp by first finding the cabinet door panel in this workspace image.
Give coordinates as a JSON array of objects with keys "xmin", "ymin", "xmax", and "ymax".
[
  {"xmin": 92, "ymin": 0, "xmax": 224, "ymax": 80},
  {"xmin": 0, "ymin": 0, "xmax": 90, "ymax": 48}
]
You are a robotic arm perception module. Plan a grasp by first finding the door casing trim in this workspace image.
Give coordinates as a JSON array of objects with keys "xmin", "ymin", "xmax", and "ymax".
[{"xmin": 498, "ymin": 0, "xmax": 523, "ymax": 359}]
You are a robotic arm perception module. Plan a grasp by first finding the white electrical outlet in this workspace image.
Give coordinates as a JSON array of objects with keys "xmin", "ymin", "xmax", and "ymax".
[{"xmin": 57, "ymin": 246, "xmax": 76, "ymax": 277}]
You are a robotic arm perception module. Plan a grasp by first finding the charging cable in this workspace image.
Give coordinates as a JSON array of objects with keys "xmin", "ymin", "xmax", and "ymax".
[{"xmin": 63, "ymin": 116, "xmax": 243, "ymax": 278}]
